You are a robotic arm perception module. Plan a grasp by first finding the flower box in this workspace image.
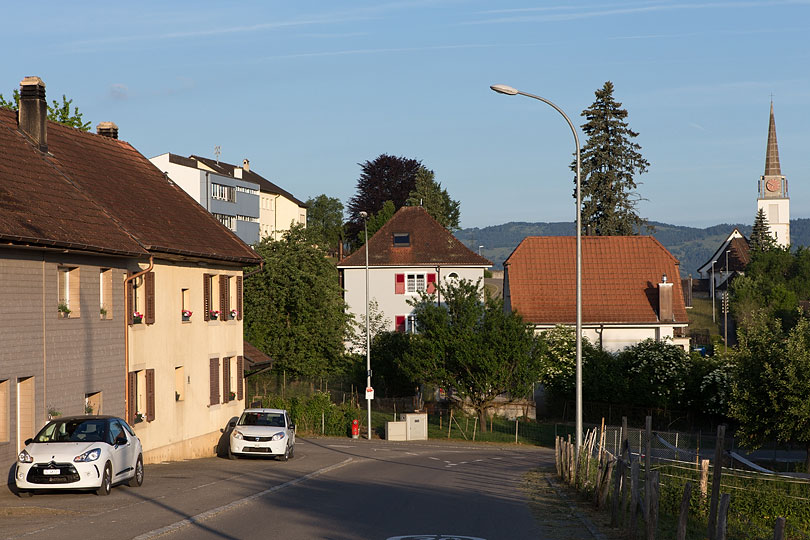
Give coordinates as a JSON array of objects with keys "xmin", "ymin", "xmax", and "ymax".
[
  {"xmin": 182, "ymin": 309, "xmax": 192, "ymax": 322},
  {"xmin": 133, "ymin": 311, "xmax": 143, "ymax": 324},
  {"xmin": 230, "ymin": 309, "xmax": 239, "ymax": 319},
  {"xmin": 209, "ymin": 310, "xmax": 220, "ymax": 320}
]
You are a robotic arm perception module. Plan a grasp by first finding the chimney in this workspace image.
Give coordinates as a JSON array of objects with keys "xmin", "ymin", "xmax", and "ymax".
[
  {"xmin": 18, "ymin": 76, "xmax": 47, "ymax": 152},
  {"xmin": 658, "ymin": 274, "xmax": 674, "ymax": 322},
  {"xmin": 96, "ymin": 122, "xmax": 119, "ymax": 139},
  {"xmin": 242, "ymin": 159, "xmax": 250, "ymax": 172}
]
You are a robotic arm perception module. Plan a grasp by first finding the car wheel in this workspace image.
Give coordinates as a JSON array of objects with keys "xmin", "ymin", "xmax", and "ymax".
[
  {"xmin": 227, "ymin": 447, "xmax": 237, "ymax": 460},
  {"xmin": 288, "ymin": 443, "xmax": 295, "ymax": 459},
  {"xmin": 130, "ymin": 455, "xmax": 144, "ymax": 487},
  {"xmin": 278, "ymin": 444, "xmax": 289, "ymax": 462},
  {"xmin": 96, "ymin": 462, "xmax": 112, "ymax": 496}
]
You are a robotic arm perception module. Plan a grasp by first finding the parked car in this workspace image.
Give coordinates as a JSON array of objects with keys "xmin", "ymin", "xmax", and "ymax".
[
  {"xmin": 15, "ymin": 415, "xmax": 144, "ymax": 496},
  {"xmin": 228, "ymin": 408, "xmax": 295, "ymax": 461}
]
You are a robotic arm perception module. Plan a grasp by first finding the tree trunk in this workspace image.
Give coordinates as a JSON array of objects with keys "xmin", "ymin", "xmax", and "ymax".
[{"xmin": 478, "ymin": 406, "xmax": 488, "ymax": 433}]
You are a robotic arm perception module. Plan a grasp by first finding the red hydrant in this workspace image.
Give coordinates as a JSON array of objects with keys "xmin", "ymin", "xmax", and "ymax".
[{"xmin": 351, "ymin": 419, "xmax": 359, "ymax": 439}]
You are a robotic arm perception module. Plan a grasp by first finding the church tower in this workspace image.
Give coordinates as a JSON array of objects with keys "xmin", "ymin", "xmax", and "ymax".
[{"xmin": 757, "ymin": 101, "xmax": 790, "ymax": 247}]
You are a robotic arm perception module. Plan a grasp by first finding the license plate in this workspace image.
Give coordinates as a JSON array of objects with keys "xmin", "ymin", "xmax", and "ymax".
[{"xmin": 43, "ymin": 469, "xmax": 60, "ymax": 475}]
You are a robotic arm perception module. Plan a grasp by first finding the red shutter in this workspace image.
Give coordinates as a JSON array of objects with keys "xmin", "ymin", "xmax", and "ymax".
[
  {"xmin": 203, "ymin": 274, "xmax": 211, "ymax": 321},
  {"xmin": 220, "ymin": 275, "xmax": 229, "ymax": 321},
  {"xmin": 223, "ymin": 358, "xmax": 231, "ymax": 402},
  {"xmin": 426, "ymin": 273, "xmax": 437, "ymax": 294},
  {"xmin": 395, "ymin": 273, "xmax": 405, "ymax": 294},
  {"xmin": 237, "ymin": 355, "xmax": 244, "ymax": 401},
  {"xmin": 236, "ymin": 276, "xmax": 243, "ymax": 321},
  {"xmin": 127, "ymin": 273, "xmax": 134, "ymax": 325},
  {"xmin": 146, "ymin": 369, "xmax": 155, "ymax": 422},
  {"xmin": 127, "ymin": 372, "xmax": 137, "ymax": 424},
  {"xmin": 395, "ymin": 315, "xmax": 406, "ymax": 333},
  {"xmin": 144, "ymin": 271, "xmax": 156, "ymax": 325},
  {"xmin": 210, "ymin": 358, "xmax": 219, "ymax": 405}
]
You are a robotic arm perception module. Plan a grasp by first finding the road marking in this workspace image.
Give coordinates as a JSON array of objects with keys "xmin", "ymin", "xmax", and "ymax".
[
  {"xmin": 132, "ymin": 458, "xmax": 356, "ymax": 540},
  {"xmin": 326, "ymin": 444, "xmax": 355, "ymax": 448},
  {"xmin": 386, "ymin": 535, "xmax": 487, "ymax": 539},
  {"xmin": 429, "ymin": 457, "xmax": 440, "ymax": 460}
]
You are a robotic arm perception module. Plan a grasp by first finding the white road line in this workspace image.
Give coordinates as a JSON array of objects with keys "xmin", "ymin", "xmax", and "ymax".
[
  {"xmin": 327, "ymin": 445, "xmax": 355, "ymax": 448},
  {"xmin": 132, "ymin": 458, "xmax": 356, "ymax": 540},
  {"xmin": 429, "ymin": 457, "xmax": 440, "ymax": 461}
]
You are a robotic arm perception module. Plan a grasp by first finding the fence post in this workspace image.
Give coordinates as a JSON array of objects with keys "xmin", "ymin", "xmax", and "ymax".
[
  {"xmin": 621, "ymin": 416, "xmax": 629, "ymax": 461},
  {"xmin": 676, "ymin": 481, "xmax": 692, "ymax": 540},
  {"xmin": 322, "ymin": 412, "xmax": 325, "ymax": 435},
  {"xmin": 611, "ymin": 458, "xmax": 623, "ymax": 526},
  {"xmin": 773, "ymin": 517, "xmax": 786, "ymax": 540},
  {"xmin": 707, "ymin": 424, "xmax": 726, "ymax": 540},
  {"xmin": 555, "ymin": 437, "xmax": 561, "ymax": 477},
  {"xmin": 645, "ymin": 470, "xmax": 659, "ymax": 540},
  {"xmin": 447, "ymin": 410, "xmax": 453, "ymax": 439},
  {"xmin": 700, "ymin": 459, "xmax": 710, "ymax": 499},
  {"xmin": 472, "ymin": 417, "xmax": 477, "ymax": 441},
  {"xmin": 515, "ymin": 417, "xmax": 519, "ymax": 444},
  {"xmin": 644, "ymin": 416, "xmax": 652, "ymax": 521},
  {"xmin": 629, "ymin": 459, "xmax": 640, "ymax": 540},
  {"xmin": 716, "ymin": 493, "xmax": 730, "ymax": 540},
  {"xmin": 598, "ymin": 458, "xmax": 615, "ymax": 509}
]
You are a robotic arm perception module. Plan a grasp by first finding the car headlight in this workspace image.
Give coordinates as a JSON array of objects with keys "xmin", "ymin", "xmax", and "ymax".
[
  {"xmin": 232, "ymin": 430, "xmax": 244, "ymax": 440},
  {"xmin": 74, "ymin": 448, "xmax": 101, "ymax": 462},
  {"xmin": 270, "ymin": 432, "xmax": 285, "ymax": 441},
  {"xmin": 18, "ymin": 449, "xmax": 33, "ymax": 463}
]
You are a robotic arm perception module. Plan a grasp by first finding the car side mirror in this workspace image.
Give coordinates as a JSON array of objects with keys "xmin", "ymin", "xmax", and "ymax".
[
  {"xmin": 289, "ymin": 423, "xmax": 295, "ymax": 431},
  {"xmin": 24, "ymin": 438, "xmax": 33, "ymax": 446},
  {"xmin": 115, "ymin": 434, "xmax": 127, "ymax": 446}
]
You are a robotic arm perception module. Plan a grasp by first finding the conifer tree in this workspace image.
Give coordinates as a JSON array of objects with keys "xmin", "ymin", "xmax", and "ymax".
[
  {"xmin": 575, "ymin": 81, "xmax": 650, "ymax": 235},
  {"xmin": 750, "ymin": 208, "xmax": 776, "ymax": 252}
]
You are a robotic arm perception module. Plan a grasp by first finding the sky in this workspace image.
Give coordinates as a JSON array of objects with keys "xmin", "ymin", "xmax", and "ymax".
[{"xmin": 3, "ymin": 1, "xmax": 809, "ymax": 230}]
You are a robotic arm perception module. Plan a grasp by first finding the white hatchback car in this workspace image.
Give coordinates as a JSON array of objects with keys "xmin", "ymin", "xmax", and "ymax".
[
  {"xmin": 228, "ymin": 408, "xmax": 295, "ymax": 461},
  {"xmin": 15, "ymin": 415, "xmax": 143, "ymax": 496}
]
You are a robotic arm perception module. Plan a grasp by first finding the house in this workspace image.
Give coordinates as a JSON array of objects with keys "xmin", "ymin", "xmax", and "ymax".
[
  {"xmin": 503, "ymin": 236, "xmax": 689, "ymax": 351},
  {"xmin": 697, "ymin": 228, "xmax": 750, "ymax": 291},
  {"xmin": 337, "ymin": 206, "xmax": 491, "ymax": 337},
  {"xmin": 150, "ymin": 154, "xmax": 307, "ymax": 242},
  {"xmin": 0, "ymin": 76, "xmax": 262, "ymax": 473}
]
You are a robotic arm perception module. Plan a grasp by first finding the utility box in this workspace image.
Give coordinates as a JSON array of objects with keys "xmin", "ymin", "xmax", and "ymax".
[
  {"xmin": 400, "ymin": 413, "xmax": 428, "ymax": 440},
  {"xmin": 386, "ymin": 421, "xmax": 407, "ymax": 441}
]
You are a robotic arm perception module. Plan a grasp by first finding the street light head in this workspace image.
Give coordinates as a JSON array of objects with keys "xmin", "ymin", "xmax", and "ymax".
[
  {"xmin": 359, "ymin": 211, "xmax": 368, "ymax": 219},
  {"xmin": 490, "ymin": 84, "xmax": 518, "ymax": 96}
]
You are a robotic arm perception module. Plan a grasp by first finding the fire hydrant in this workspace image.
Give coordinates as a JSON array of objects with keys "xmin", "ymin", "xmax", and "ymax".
[{"xmin": 351, "ymin": 419, "xmax": 359, "ymax": 439}]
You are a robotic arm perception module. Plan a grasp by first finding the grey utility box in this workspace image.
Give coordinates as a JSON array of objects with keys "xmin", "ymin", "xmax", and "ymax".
[
  {"xmin": 386, "ymin": 421, "xmax": 407, "ymax": 441},
  {"xmin": 400, "ymin": 413, "xmax": 428, "ymax": 441}
]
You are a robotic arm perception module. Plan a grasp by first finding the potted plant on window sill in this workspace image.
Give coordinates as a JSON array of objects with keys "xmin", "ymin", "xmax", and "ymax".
[
  {"xmin": 229, "ymin": 391, "xmax": 236, "ymax": 401},
  {"xmin": 99, "ymin": 306, "xmax": 107, "ymax": 319},
  {"xmin": 133, "ymin": 311, "xmax": 143, "ymax": 324},
  {"xmin": 209, "ymin": 310, "xmax": 220, "ymax": 320},
  {"xmin": 58, "ymin": 303, "xmax": 71, "ymax": 319},
  {"xmin": 182, "ymin": 309, "xmax": 192, "ymax": 322},
  {"xmin": 230, "ymin": 309, "xmax": 238, "ymax": 319},
  {"xmin": 134, "ymin": 413, "xmax": 144, "ymax": 424}
]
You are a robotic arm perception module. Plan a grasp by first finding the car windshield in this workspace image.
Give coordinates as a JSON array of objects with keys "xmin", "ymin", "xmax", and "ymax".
[
  {"xmin": 34, "ymin": 419, "xmax": 108, "ymax": 443},
  {"xmin": 238, "ymin": 412, "xmax": 285, "ymax": 427}
]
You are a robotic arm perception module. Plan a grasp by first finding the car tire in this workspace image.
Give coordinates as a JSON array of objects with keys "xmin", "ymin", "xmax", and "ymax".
[
  {"xmin": 227, "ymin": 447, "xmax": 237, "ymax": 460},
  {"xmin": 288, "ymin": 443, "xmax": 295, "ymax": 459},
  {"xmin": 130, "ymin": 455, "xmax": 144, "ymax": 487},
  {"xmin": 278, "ymin": 444, "xmax": 289, "ymax": 462},
  {"xmin": 97, "ymin": 462, "xmax": 112, "ymax": 496}
]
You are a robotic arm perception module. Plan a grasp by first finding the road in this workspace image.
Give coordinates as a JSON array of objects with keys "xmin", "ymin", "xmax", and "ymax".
[{"xmin": 1, "ymin": 437, "xmax": 608, "ymax": 540}]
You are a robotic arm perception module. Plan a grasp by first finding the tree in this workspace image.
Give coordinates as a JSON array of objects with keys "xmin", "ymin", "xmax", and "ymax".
[
  {"xmin": 405, "ymin": 166, "xmax": 461, "ymax": 230},
  {"xmin": 731, "ymin": 310, "xmax": 810, "ymax": 471},
  {"xmin": 0, "ymin": 90, "xmax": 91, "ymax": 131},
  {"xmin": 369, "ymin": 331, "xmax": 421, "ymax": 397},
  {"xmin": 356, "ymin": 200, "xmax": 396, "ymax": 246},
  {"xmin": 305, "ymin": 194, "xmax": 344, "ymax": 256},
  {"xmin": 575, "ymin": 81, "xmax": 650, "ymax": 236},
  {"xmin": 404, "ymin": 279, "xmax": 542, "ymax": 431},
  {"xmin": 243, "ymin": 224, "xmax": 353, "ymax": 379},
  {"xmin": 348, "ymin": 298, "xmax": 391, "ymax": 356},
  {"xmin": 750, "ymin": 208, "xmax": 777, "ymax": 253},
  {"xmin": 616, "ymin": 339, "xmax": 690, "ymax": 409}
]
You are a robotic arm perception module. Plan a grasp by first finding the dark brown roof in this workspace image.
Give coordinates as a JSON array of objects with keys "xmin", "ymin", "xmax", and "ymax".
[
  {"xmin": 243, "ymin": 341, "xmax": 274, "ymax": 374},
  {"xmin": 0, "ymin": 108, "xmax": 260, "ymax": 264},
  {"xmin": 338, "ymin": 206, "xmax": 491, "ymax": 267}
]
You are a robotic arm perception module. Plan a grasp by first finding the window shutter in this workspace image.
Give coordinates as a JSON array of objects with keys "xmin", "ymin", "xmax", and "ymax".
[
  {"xmin": 395, "ymin": 273, "xmax": 405, "ymax": 294},
  {"xmin": 395, "ymin": 315, "xmax": 406, "ymax": 333},
  {"xmin": 209, "ymin": 358, "xmax": 219, "ymax": 406},
  {"xmin": 426, "ymin": 273, "xmax": 437, "ymax": 294},
  {"xmin": 127, "ymin": 273, "xmax": 134, "ymax": 325},
  {"xmin": 220, "ymin": 275, "xmax": 229, "ymax": 321},
  {"xmin": 223, "ymin": 358, "xmax": 231, "ymax": 402},
  {"xmin": 237, "ymin": 355, "xmax": 244, "ymax": 401},
  {"xmin": 127, "ymin": 372, "xmax": 137, "ymax": 424},
  {"xmin": 144, "ymin": 271, "xmax": 156, "ymax": 324},
  {"xmin": 203, "ymin": 274, "xmax": 211, "ymax": 321},
  {"xmin": 146, "ymin": 369, "xmax": 156, "ymax": 422},
  {"xmin": 236, "ymin": 276, "xmax": 243, "ymax": 321}
]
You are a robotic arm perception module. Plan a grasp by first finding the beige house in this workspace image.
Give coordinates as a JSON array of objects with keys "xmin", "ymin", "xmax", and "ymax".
[{"xmin": 0, "ymin": 76, "xmax": 261, "ymax": 475}]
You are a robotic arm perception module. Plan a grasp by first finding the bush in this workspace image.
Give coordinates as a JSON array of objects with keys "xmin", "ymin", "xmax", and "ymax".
[{"xmin": 256, "ymin": 392, "xmax": 361, "ymax": 436}]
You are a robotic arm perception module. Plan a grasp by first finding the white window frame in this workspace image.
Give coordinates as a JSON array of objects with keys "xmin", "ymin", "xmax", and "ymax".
[{"xmin": 406, "ymin": 273, "xmax": 427, "ymax": 294}]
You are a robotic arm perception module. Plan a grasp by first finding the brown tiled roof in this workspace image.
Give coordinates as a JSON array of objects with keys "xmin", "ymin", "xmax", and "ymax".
[
  {"xmin": 243, "ymin": 340, "xmax": 273, "ymax": 374},
  {"xmin": 337, "ymin": 206, "xmax": 491, "ymax": 268},
  {"xmin": 0, "ymin": 108, "xmax": 260, "ymax": 264},
  {"xmin": 504, "ymin": 236, "xmax": 687, "ymax": 325}
]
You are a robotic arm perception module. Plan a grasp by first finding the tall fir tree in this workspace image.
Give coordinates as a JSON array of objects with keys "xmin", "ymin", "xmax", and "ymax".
[
  {"xmin": 575, "ymin": 81, "xmax": 650, "ymax": 235},
  {"xmin": 750, "ymin": 208, "xmax": 776, "ymax": 252},
  {"xmin": 405, "ymin": 166, "xmax": 461, "ymax": 231}
]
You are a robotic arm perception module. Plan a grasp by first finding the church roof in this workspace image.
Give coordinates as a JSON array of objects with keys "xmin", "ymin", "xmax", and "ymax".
[{"xmin": 764, "ymin": 101, "xmax": 782, "ymax": 177}]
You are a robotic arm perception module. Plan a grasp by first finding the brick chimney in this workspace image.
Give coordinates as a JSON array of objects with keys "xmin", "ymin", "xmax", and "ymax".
[
  {"xmin": 18, "ymin": 76, "xmax": 48, "ymax": 152},
  {"xmin": 242, "ymin": 159, "xmax": 250, "ymax": 172},
  {"xmin": 96, "ymin": 122, "xmax": 119, "ymax": 139},
  {"xmin": 658, "ymin": 274, "xmax": 674, "ymax": 322}
]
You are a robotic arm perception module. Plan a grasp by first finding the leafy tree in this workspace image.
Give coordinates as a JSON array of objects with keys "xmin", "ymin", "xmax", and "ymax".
[
  {"xmin": 616, "ymin": 340, "xmax": 690, "ymax": 409},
  {"xmin": 405, "ymin": 166, "xmax": 461, "ymax": 230},
  {"xmin": 575, "ymin": 81, "xmax": 650, "ymax": 236},
  {"xmin": 243, "ymin": 224, "xmax": 353, "ymax": 379},
  {"xmin": 305, "ymin": 194, "xmax": 344, "ymax": 255},
  {"xmin": 369, "ymin": 331, "xmax": 421, "ymax": 397},
  {"xmin": 404, "ymin": 279, "xmax": 542, "ymax": 431},
  {"xmin": 750, "ymin": 208, "xmax": 777, "ymax": 253},
  {"xmin": 0, "ymin": 89, "xmax": 91, "ymax": 131},
  {"xmin": 349, "ymin": 298, "xmax": 391, "ymax": 356},
  {"xmin": 731, "ymin": 310, "xmax": 810, "ymax": 471},
  {"xmin": 357, "ymin": 200, "xmax": 396, "ymax": 246}
]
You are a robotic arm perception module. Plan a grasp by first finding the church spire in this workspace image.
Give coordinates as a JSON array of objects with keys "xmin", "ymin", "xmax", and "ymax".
[{"xmin": 764, "ymin": 100, "xmax": 782, "ymax": 176}]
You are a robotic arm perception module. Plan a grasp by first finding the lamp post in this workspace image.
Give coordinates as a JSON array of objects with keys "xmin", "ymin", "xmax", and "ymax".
[
  {"xmin": 490, "ymin": 84, "xmax": 583, "ymax": 453},
  {"xmin": 359, "ymin": 211, "xmax": 372, "ymax": 440},
  {"xmin": 711, "ymin": 260, "xmax": 716, "ymax": 323},
  {"xmin": 724, "ymin": 249, "xmax": 730, "ymax": 351}
]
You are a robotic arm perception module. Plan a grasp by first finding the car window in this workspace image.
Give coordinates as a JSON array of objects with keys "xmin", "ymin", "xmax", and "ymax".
[
  {"xmin": 238, "ymin": 412, "xmax": 285, "ymax": 427},
  {"xmin": 121, "ymin": 420, "xmax": 136, "ymax": 437},
  {"xmin": 109, "ymin": 420, "xmax": 125, "ymax": 444},
  {"xmin": 35, "ymin": 419, "xmax": 108, "ymax": 443}
]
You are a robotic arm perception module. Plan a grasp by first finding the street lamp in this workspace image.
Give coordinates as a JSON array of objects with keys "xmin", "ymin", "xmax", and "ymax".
[
  {"xmin": 359, "ymin": 211, "xmax": 372, "ymax": 440},
  {"xmin": 490, "ymin": 83, "xmax": 583, "ymax": 453},
  {"xmin": 724, "ymin": 249, "xmax": 730, "ymax": 351},
  {"xmin": 711, "ymin": 260, "xmax": 716, "ymax": 324}
]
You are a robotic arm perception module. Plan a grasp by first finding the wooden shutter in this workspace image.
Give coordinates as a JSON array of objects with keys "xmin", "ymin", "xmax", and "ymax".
[
  {"xmin": 203, "ymin": 274, "xmax": 211, "ymax": 321},
  {"xmin": 223, "ymin": 358, "xmax": 231, "ymax": 402},
  {"xmin": 209, "ymin": 358, "xmax": 219, "ymax": 405},
  {"xmin": 220, "ymin": 275, "xmax": 229, "ymax": 321},
  {"xmin": 127, "ymin": 272, "xmax": 134, "ymax": 325},
  {"xmin": 236, "ymin": 276, "xmax": 243, "ymax": 321},
  {"xmin": 426, "ymin": 273, "xmax": 437, "ymax": 294},
  {"xmin": 237, "ymin": 355, "xmax": 244, "ymax": 401},
  {"xmin": 395, "ymin": 315, "xmax": 406, "ymax": 333},
  {"xmin": 146, "ymin": 369, "xmax": 155, "ymax": 422},
  {"xmin": 127, "ymin": 372, "xmax": 137, "ymax": 424},
  {"xmin": 144, "ymin": 271, "xmax": 156, "ymax": 324},
  {"xmin": 395, "ymin": 273, "xmax": 405, "ymax": 294}
]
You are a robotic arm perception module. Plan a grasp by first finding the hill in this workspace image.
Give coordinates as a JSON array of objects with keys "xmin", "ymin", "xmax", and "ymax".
[{"xmin": 456, "ymin": 218, "xmax": 810, "ymax": 276}]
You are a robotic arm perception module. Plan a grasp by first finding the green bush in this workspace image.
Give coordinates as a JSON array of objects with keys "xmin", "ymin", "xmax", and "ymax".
[{"xmin": 256, "ymin": 392, "xmax": 361, "ymax": 437}]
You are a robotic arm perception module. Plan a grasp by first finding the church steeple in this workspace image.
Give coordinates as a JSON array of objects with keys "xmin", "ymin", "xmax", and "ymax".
[
  {"xmin": 764, "ymin": 100, "xmax": 781, "ymax": 176},
  {"xmin": 757, "ymin": 100, "xmax": 789, "ymax": 248}
]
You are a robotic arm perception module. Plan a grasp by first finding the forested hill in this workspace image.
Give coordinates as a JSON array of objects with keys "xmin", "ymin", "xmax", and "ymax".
[{"xmin": 456, "ymin": 218, "xmax": 810, "ymax": 276}]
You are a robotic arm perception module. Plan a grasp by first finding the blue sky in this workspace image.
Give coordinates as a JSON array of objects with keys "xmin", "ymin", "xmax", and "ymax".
[{"xmin": 3, "ymin": 1, "xmax": 809, "ymax": 229}]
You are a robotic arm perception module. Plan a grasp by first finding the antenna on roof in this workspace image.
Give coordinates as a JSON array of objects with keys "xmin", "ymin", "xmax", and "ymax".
[{"xmin": 214, "ymin": 145, "xmax": 221, "ymax": 164}]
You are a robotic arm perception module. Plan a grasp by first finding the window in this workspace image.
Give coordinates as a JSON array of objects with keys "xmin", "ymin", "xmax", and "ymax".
[
  {"xmin": 407, "ymin": 274, "xmax": 425, "ymax": 293},
  {"xmin": 58, "ymin": 266, "xmax": 80, "ymax": 317},
  {"xmin": 213, "ymin": 213, "xmax": 237, "ymax": 231},
  {"xmin": 0, "ymin": 379, "xmax": 8, "ymax": 443},
  {"xmin": 235, "ymin": 185, "xmax": 258, "ymax": 195},
  {"xmin": 127, "ymin": 370, "xmax": 154, "ymax": 424},
  {"xmin": 100, "ymin": 269, "xmax": 112, "ymax": 319},
  {"xmin": 209, "ymin": 358, "xmax": 220, "ymax": 405},
  {"xmin": 395, "ymin": 315, "xmax": 417, "ymax": 334},
  {"xmin": 393, "ymin": 233, "xmax": 410, "ymax": 247},
  {"xmin": 236, "ymin": 215, "xmax": 258, "ymax": 223},
  {"xmin": 85, "ymin": 392, "xmax": 102, "ymax": 415},
  {"xmin": 175, "ymin": 366, "xmax": 185, "ymax": 402},
  {"xmin": 211, "ymin": 183, "xmax": 235, "ymax": 202},
  {"xmin": 181, "ymin": 288, "xmax": 190, "ymax": 321},
  {"xmin": 204, "ymin": 273, "xmax": 220, "ymax": 321},
  {"xmin": 396, "ymin": 273, "xmax": 437, "ymax": 295},
  {"xmin": 407, "ymin": 315, "xmax": 417, "ymax": 334},
  {"xmin": 129, "ymin": 271, "xmax": 155, "ymax": 325},
  {"xmin": 223, "ymin": 357, "xmax": 237, "ymax": 402}
]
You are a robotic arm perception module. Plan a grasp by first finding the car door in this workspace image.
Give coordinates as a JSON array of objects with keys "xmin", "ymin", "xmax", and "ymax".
[{"xmin": 108, "ymin": 420, "xmax": 136, "ymax": 481}]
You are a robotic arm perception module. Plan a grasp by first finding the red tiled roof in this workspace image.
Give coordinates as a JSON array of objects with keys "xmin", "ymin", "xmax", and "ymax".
[
  {"xmin": 337, "ymin": 206, "xmax": 491, "ymax": 268},
  {"xmin": 504, "ymin": 236, "xmax": 687, "ymax": 324},
  {"xmin": 0, "ymin": 109, "xmax": 260, "ymax": 264}
]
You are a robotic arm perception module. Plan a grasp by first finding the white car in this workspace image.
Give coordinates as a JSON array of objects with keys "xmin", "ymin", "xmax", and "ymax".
[
  {"xmin": 15, "ymin": 415, "xmax": 144, "ymax": 496},
  {"xmin": 228, "ymin": 408, "xmax": 295, "ymax": 461}
]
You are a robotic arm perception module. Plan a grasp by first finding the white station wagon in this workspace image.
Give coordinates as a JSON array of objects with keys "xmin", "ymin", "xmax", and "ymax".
[{"xmin": 228, "ymin": 408, "xmax": 295, "ymax": 461}]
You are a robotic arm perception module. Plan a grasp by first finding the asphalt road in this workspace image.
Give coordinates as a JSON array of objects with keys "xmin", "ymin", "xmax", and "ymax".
[{"xmin": 0, "ymin": 437, "xmax": 597, "ymax": 540}]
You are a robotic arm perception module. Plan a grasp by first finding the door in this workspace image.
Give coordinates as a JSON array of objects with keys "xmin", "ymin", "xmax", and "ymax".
[{"xmin": 109, "ymin": 420, "xmax": 136, "ymax": 481}]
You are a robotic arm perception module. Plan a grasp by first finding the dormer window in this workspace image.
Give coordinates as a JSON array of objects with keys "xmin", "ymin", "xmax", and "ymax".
[{"xmin": 393, "ymin": 233, "xmax": 410, "ymax": 247}]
